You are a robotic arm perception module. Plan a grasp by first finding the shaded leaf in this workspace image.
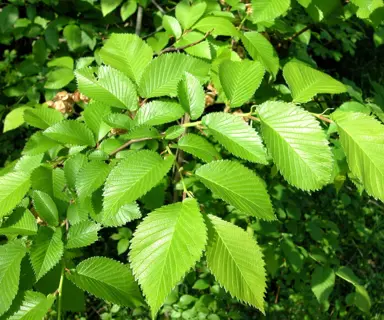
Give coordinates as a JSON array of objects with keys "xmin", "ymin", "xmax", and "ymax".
[
  {"xmin": 67, "ymin": 257, "xmax": 143, "ymax": 307},
  {"xmin": 32, "ymin": 190, "xmax": 59, "ymax": 226},
  {"xmin": 177, "ymin": 72, "xmax": 205, "ymax": 120},
  {"xmin": 30, "ymin": 227, "xmax": 64, "ymax": 280},
  {"xmin": 178, "ymin": 133, "xmax": 221, "ymax": 162}
]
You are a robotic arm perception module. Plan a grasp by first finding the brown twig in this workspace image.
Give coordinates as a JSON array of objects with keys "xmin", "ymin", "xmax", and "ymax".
[
  {"xmin": 287, "ymin": 25, "xmax": 312, "ymax": 42},
  {"xmin": 275, "ymin": 285, "xmax": 281, "ymax": 304},
  {"xmin": 109, "ymin": 137, "xmax": 153, "ymax": 156},
  {"xmin": 312, "ymin": 113, "xmax": 333, "ymax": 124},
  {"xmin": 173, "ymin": 115, "xmax": 190, "ymax": 202},
  {"xmin": 158, "ymin": 30, "xmax": 213, "ymax": 55}
]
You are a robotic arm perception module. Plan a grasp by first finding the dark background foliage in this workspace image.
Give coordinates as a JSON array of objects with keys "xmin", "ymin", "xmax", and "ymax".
[{"xmin": 0, "ymin": 0, "xmax": 383, "ymax": 319}]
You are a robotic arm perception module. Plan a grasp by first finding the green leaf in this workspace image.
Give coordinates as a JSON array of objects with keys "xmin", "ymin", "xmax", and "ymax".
[
  {"xmin": 83, "ymin": 101, "xmax": 111, "ymax": 141},
  {"xmin": 354, "ymin": 285, "xmax": 371, "ymax": 313},
  {"xmin": 0, "ymin": 5, "xmax": 19, "ymax": 34},
  {"xmin": 0, "ymin": 208, "xmax": 37, "ymax": 236},
  {"xmin": 44, "ymin": 68, "xmax": 74, "ymax": 89},
  {"xmin": 331, "ymin": 110, "xmax": 384, "ymax": 201},
  {"xmin": 193, "ymin": 17, "xmax": 239, "ymax": 37},
  {"xmin": 47, "ymin": 56, "xmax": 74, "ymax": 69},
  {"xmin": 202, "ymin": 113, "xmax": 267, "ymax": 164},
  {"xmin": 15, "ymin": 154, "xmax": 43, "ymax": 175},
  {"xmin": 121, "ymin": 1, "xmax": 137, "ymax": 21},
  {"xmin": 219, "ymin": 60, "xmax": 265, "ymax": 107},
  {"xmin": 134, "ymin": 100, "xmax": 185, "ymax": 127},
  {"xmin": 101, "ymin": 202, "xmax": 142, "ymax": 227},
  {"xmin": 104, "ymin": 113, "xmax": 133, "ymax": 129},
  {"xmin": 64, "ymin": 154, "xmax": 88, "ymax": 190},
  {"xmin": 76, "ymin": 161, "xmax": 111, "ymax": 201},
  {"xmin": 44, "ymin": 120, "xmax": 95, "ymax": 146},
  {"xmin": 163, "ymin": 15, "xmax": 182, "ymax": 39},
  {"xmin": 67, "ymin": 220, "xmax": 101, "ymax": 249},
  {"xmin": 0, "ymin": 240, "xmax": 26, "ymax": 317},
  {"xmin": 178, "ymin": 133, "xmax": 221, "ymax": 162},
  {"xmin": 195, "ymin": 160, "xmax": 274, "ymax": 220},
  {"xmin": 283, "ymin": 60, "xmax": 347, "ymax": 103},
  {"xmin": 3, "ymin": 107, "xmax": 30, "ymax": 133},
  {"xmin": 241, "ymin": 32, "xmax": 279, "ymax": 78},
  {"xmin": 22, "ymin": 132, "xmax": 59, "ymax": 156},
  {"xmin": 336, "ymin": 266, "xmax": 361, "ymax": 285},
  {"xmin": 75, "ymin": 66, "xmax": 138, "ymax": 110},
  {"xmin": 311, "ymin": 266, "xmax": 335, "ymax": 306},
  {"xmin": 101, "ymin": 0, "xmax": 123, "ymax": 16},
  {"xmin": 67, "ymin": 257, "xmax": 143, "ymax": 307},
  {"xmin": 24, "ymin": 107, "xmax": 63, "ymax": 130},
  {"xmin": 177, "ymin": 72, "xmax": 205, "ymax": 120},
  {"xmin": 174, "ymin": 31, "xmax": 211, "ymax": 60},
  {"xmin": 306, "ymin": 0, "xmax": 341, "ymax": 21},
  {"xmin": 103, "ymin": 150, "xmax": 174, "ymax": 221},
  {"xmin": 117, "ymin": 238, "xmax": 129, "ymax": 255},
  {"xmin": 139, "ymin": 53, "xmax": 210, "ymax": 98},
  {"xmin": 257, "ymin": 101, "xmax": 333, "ymax": 191},
  {"xmin": 251, "ymin": 0, "xmax": 291, "ymax": 23},
  {"xmin": 63, "ymin": 24, "xmax": 82, "ymax": 51},
  {"xmin": 30, "ymin": 227, "xmax": 64, "ymax": 281},
  {"xmin": 175, "ymin": 1, "xmax": 207, "ymax": 29},
  {"xmin": 164, "ymin": 125, "xmax": 185, "ymax": 140},
  {"xmin": 0, "ymin": 172, "xmax": 31, "ymax": 219},
  {"xmin": 122, "ymin": 125, "xmax": 161, "ymax": 140},
  {"xmin": 130, "ymin": 199, "xmax": 207, "ymax": 318},
  {"xmin": 100, "ymin": 33, "xmax": 153, "ymax": 84},
  {"xmin": 206, "ymin": 215, "xmax": 266, "ymax": 313},
  {"xmin": 8, "ymin": 291, "xmax": 55, "ymax": 320}
]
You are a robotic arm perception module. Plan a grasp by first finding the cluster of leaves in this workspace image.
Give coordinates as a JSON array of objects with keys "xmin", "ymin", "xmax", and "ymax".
[{"xmin": 0, "ymin": 0, "xmax": 383, "ymax": 319}]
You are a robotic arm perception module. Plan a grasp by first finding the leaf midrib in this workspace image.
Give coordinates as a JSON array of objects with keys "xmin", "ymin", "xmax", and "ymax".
[{"xmin": 261, "ymin": 118, "xmax": 326, "ymax": 182}]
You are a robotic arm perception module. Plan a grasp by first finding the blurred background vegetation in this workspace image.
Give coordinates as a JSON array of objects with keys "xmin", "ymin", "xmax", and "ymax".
[{"xmin": 0, "ymin": 0, "xmax": 383, "ymax": 319}]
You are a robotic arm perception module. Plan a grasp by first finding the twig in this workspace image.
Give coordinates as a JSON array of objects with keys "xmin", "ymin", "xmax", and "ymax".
[
  {"xmin": 135, "ymin": 6, "xmax": 143, "ymax": 36},
  {"xmin": 56, "ymin": 262, "xmax": 65, "ymax": 320},
  {"xmin": 172, "ymin": 115, "xmax": 190, "ymax": 202},
  {"xmin": 152, "ymin": 0, "xmax": 165, "ymax": 14},
  {"xmin": 158, "ymin": 30, "xmax": 213, "ymax": 55},
  {"xmin": 143, "ymin": 26, "xmax": 164, "ymax": 39},
  {"xmin": 287, "ymin": 25, "xmax": 312, "ymax": 42},
  {"xmin": 275, "ymin": 285, "xmax": 281, "ymax": 304},
  {"xmin": 312, "ymin": 113, "xmax": 333, "ymax": 124},
  {"xmin": 109, "ymin": 137, "xmax": 153, "ymax": 156}
]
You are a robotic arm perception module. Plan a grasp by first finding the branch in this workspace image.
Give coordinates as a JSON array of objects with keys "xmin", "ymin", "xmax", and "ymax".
[
  {"xmin": 287, "ymin": 25, "xmax": 312, "ymax": 42},
  {"xmin": 135, "ymin": 6, "xmax": 143, "ymax": 36},
  {"xmin": 152, "ymin": 0, "xmax": 165, "ymax": 14},
  {"xmin": 312, "ymin": 113, "xmax": 333, "ymax": 124},
  {"xmin": 109, "ymin": 137, "xmax": 153, "ymax": 156},
  {"xmin": 158, "ymin": 30, "xmax": 213, "ymax": 55}
]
